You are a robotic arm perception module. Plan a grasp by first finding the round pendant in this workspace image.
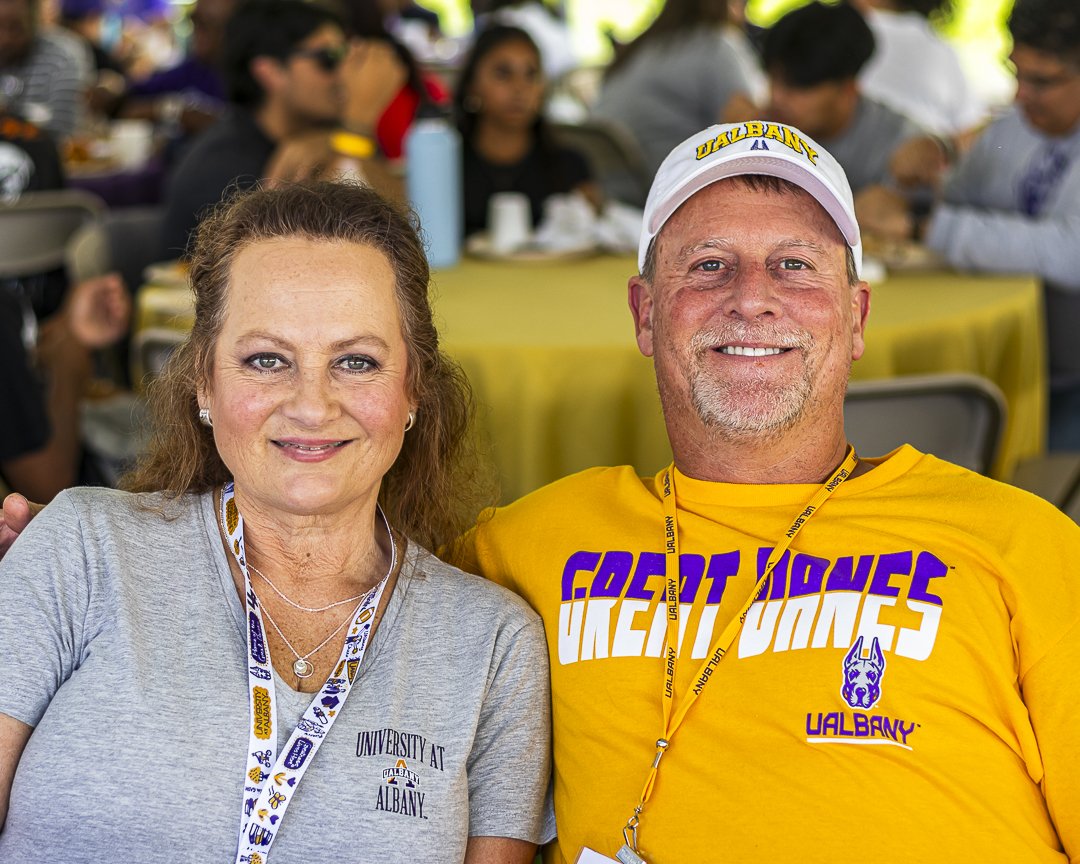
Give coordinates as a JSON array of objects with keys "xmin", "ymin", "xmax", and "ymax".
[{"xmin": 293, "ymin": 658, "xmax": 315, "ymax": 678}]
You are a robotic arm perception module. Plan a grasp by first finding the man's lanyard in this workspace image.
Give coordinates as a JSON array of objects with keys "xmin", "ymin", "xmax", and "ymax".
[
  {"xmin": 219, "ymin": 483, "xmax": 390, "ymax": 864},
  {"xmin": 619, "ymin": 448, "xmax": 857, "ymax": 861}
]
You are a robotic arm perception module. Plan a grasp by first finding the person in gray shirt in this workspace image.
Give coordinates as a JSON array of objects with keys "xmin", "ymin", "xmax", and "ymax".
[
  {"xmin": 761, "ymin": 0, "xmax": 946, "ymax": 195},
  {"xmin": 858, "ymin": 0, "xmax": 1080, "ymax": 450},
  {"xmin": 0, "ymin": 180, "xmax": 552, "ymax": 863},
  {"xmin": 592, "ymin": 0, "xmax": 756, "ymax": 189}
]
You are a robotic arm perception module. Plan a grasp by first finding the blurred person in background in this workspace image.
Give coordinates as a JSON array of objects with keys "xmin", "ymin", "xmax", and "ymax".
[
  {"xmin": 859, "ymin": 0, "xmax": 1080, "ymax": 451},
  {"xmin": 454, "ymin": 23, "xmax": 596, "ymax": 238},
  {"xmin": 471, "ymin": 0, "xmax": 576, "ymax": 79},
  {"xmin": 113, "ymin": 0, "xmax": 235, "ymax": 137},
  {"xmin": 56, "ymin": 0, "xmax": 122, "ymax": 76},
  {"xmin": 159, "ymin": 0, "xmax": 405, "ymax": 258},
  {"xmin": 0, "ymin": 271, "xmax": 128, "ymax": 501},
  {"xmin": 0, "ymin": 108, "xmax": 62, "ymax": 198},
  {"xmin": 762, "ymin": 0, "xmax": 950, "ymax": 198},
  {"xmin": 0, "ymin": 0, "xmax": 88, "ymax": 136},
  {"xmin": 343, "ymin": 0, "xmax": 449, "ymax": 160},
  {"xmin": 592, "ymin": 0, "xmax": 757, "ymax": 180},
  {"xmin": 853, "ymin": 0, "xmax": 986, "ymax": 142}
]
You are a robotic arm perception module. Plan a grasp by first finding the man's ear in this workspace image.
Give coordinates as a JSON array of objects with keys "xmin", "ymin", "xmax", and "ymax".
[
  {"xmin": 249, "ymin": 55, "xmax": 282, "ymax": 95},
  {"xmin": 850, "ymin": 280, "xmax": 871, "ymax": 361},
  {"xmin": 628, "ymin": 275, "xmax": 656, "ymax": 358}
]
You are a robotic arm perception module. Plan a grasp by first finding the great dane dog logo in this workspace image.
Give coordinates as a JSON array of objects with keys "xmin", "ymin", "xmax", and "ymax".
[{"xmin": 842, "ymin": 636, "xmax": 886, "ymax": 709}]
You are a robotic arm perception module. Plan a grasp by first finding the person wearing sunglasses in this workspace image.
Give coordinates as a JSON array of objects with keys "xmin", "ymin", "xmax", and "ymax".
[{"xmin": 158, "ymin": 0, "xmax": 407, "ymax": 260}]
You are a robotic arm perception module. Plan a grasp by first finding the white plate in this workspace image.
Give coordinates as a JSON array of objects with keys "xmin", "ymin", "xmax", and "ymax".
[{"xmin": 465, "ymin": 233, "xmax": 599, "ymax": 263}]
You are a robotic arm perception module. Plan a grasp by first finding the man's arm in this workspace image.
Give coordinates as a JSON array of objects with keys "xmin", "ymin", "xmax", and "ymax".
[
  {"xmin": 464, "ymin": 837, "xmax": 537, "ymax": 864},
  {"xmin": 926, "ymin": 205, "xmax": 1080, "ymax": 291}
]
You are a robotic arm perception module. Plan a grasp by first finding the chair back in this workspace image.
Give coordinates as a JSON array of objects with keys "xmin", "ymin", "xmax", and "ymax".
[
  {"xmin": 549, "ymin": 118, "xmax": 652, "ymax": 207},
  {"xmin": 0, "ymin": 189, "xmax": 105, "ymax": 278},
  {"xmin": 66, "ymin": 205, "xmax": 167, "ymax": 288},
  {"xmin": 843, "ymin": 373, "xmax": 1006, "ymax": 475}
]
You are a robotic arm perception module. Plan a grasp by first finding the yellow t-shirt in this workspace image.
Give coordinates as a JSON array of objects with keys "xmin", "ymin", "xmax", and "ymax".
[{"xmin": 452, "ymin": 446, "xmax": 1080, "ymax": 864}]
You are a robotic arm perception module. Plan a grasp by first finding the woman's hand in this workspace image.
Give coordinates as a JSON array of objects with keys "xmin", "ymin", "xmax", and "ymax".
[{"xmin": 340, "ymin": 39, "xmax": 408, "ymax": 136}]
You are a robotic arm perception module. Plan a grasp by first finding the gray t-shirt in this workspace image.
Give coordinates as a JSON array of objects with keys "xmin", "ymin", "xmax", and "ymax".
[
  {"xmin": 593, "ymin": 28, "xmax": 753, "ymax": 178},
  {"xmin": 926, "ymin": 105, "xmax": 1080, "ymax": 381},
  {"xmin": 0, "ymin": 487, "xmax": 552, "ymax": 863},
  {"xmin": 818, "ymin": 95, "xmax": 923, "ymax": 193}
]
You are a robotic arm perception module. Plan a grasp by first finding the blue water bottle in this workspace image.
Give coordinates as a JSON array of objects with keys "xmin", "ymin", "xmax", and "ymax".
[{"xmin": 404, "ymin": 107, "xmax": 463, "ymax": 269}]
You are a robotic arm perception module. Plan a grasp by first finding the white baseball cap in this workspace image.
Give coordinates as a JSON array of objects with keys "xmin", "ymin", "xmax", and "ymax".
[{"xmin": 638, "ymin": 120, "xmax": 862, "ymax": 277}]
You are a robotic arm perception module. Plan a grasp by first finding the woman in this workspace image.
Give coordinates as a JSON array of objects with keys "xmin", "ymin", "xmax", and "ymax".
[
  {"xmin": 592, "ymin": 0, "xmax": 756, "ymax": 177},
  {"xmin": 454, "ymin": 24, "xmax": 598, "ymax": 238},
  {"xmin": 0, "ymin": 181, "xmax": 551, "ymax": 862},
  {"xmin": 344, "ymin": 0, "xmax": 451, "ymax": 159}
]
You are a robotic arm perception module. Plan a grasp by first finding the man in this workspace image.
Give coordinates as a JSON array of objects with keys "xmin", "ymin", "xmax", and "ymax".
[
  {"xmin": 859, "ymin": 0, "xmax": 1080, "ymax": 450},
  {"xmin": 159, "ymin": 0, "xmax": 405, "ymax": 257},
  {"xmin": 0, "ymin": 0, "xmax": 87, "ymax": 136},
  {"xmin": 762, "ymin": 0, "xmax": 946, "ymax": 194},
  {"xmin": 4, "ymin": 122, "xmax": 1080, "ymax": 859},
  {"xmin": 449, "ymin": 119, "xmax": 1079, "ymax": 862},
  {"xmin": 0, "ymin": 109, "xmax": 62, "ymax": 201}
]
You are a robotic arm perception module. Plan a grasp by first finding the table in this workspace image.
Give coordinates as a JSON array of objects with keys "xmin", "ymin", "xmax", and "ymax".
[
  {"xmin": 433, "ymin": 256, "xmax": 1044, "ymax": 497},
  {"xmin": 137, "ymin": 255, "xmax": 1045, "ymax": 501}
]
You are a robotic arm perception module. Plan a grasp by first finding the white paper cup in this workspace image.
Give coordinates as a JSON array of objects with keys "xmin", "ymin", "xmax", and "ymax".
[
  {"xmin": 110, "ymin": 119, "xmax": 154, "ymax": 167},
  {"xmin": 488, "ymin": 191, "xmax": 531, "ymax": 254}
]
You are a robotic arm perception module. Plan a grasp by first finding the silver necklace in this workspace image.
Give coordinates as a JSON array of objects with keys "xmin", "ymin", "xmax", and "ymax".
[
  {"xmin": 260, "ymin": 599, "xmax": 357, "ymax": 679},
  {"xmin": 247, "ymin": 506, "xmax": 394, "ymax": 614},
  {"xmin": 246, "ymin": 505, "xmax": 397, "ymax": 679}
]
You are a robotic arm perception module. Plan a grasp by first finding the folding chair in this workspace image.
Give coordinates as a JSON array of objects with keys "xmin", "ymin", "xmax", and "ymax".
[
  {"xmin": 0, "ymin": 189, "xmax": 105, "ymax": 278},
  {"xmin": 66, "ymin": 205, "xmax": 166, "ymax": 286},
  {"xmin": 550, "ymin": 118, "xmax": 653, "ymax": 207},
  {"xmin": 843, "ymin": 373, "xmax": 1006, "ymax": 475}
]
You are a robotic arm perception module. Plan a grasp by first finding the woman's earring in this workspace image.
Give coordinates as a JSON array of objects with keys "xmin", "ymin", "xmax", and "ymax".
[
  {"xmin": 199, "ymin": 408, "xmax": 213, "ymax": 427},
  {"xmin": 404, "ymin": 411, "xmax": 415, "ymax": 432}
]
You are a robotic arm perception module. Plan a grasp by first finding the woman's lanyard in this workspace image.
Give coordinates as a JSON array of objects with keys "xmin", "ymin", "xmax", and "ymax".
[
  {"xmin": 219, "ymin": 483, "xmax": 390, "ymax": 864},
  {"xmin": 617, "ymin": 448, "xmax": 857, "ymax": 863}
]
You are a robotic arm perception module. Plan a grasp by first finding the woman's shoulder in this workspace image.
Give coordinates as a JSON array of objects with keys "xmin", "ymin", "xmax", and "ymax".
[
  {"xmin": 404, "ymin": 542, "xmax": 541, "ymax": 628},
  {"xmin": 45, "ymin": 487, "xmax": 211, "ymax": 538}
]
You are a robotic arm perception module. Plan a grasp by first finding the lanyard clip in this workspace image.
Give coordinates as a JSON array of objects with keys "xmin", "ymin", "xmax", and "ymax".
[
  {"xmin": 651, "ymin": 738, "xmax": 669, "ymax": 769},
  {"xmin": 621, "ymin": 808, "xmax": 643, "ymax": 859}
]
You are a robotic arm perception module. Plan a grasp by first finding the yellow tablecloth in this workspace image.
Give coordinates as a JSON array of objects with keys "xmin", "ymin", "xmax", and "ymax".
[
  {"xmin": 137, "ymin": 254, "xmax": 1045, "ymax": 501},
  {"xmin": 433, "ymin": 256, "xmax": 1045, "ymax": 497}
]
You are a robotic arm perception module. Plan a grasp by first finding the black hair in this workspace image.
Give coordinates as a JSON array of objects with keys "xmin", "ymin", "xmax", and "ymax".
[
  {"xmin": 341, "ymin": 0, "xmax": 426, "ymax": 101},
  {"xmin": 1009, "ymin": 0, "xmax": 1080, "ymax": 68},
  {"xmin": 606, "ymin": 0, "xmax": 728, "ymax": 78},
  {"xmin": 891, "ymin": 0, "xmax": 953, "ymax": 19},
  {"xmin": 762, "ymin": 1, "xmax": 875, "ymax": 87},
  {"xmin": 223, "ymin": 0, "xmax": 346, "ymax": 107},
  {"xmin": 454, "ymin": 24, "xmax": 544, "ymax": 142},
  {"xmin": 453, "ymin": 24, "xmax": 577, "ymax": 205}
]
